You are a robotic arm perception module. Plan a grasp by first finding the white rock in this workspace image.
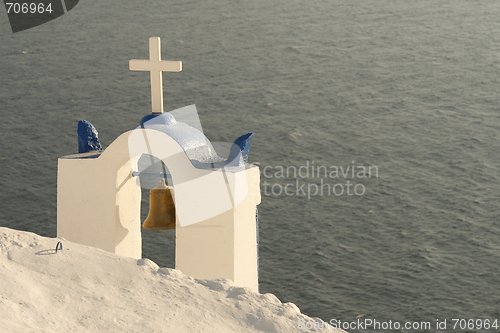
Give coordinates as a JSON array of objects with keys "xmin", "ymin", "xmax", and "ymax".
[
  {"xmin": 0, "ymin": 227, "xmax": 344, "ymax": 333},
  {"xmin": 136, "ymin": 258, "xmax": 159, "ymax": 271}
]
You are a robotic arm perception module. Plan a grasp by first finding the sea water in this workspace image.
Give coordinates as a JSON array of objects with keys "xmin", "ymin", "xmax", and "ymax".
[{"xmin": 0, "ymin": 0, "xmax": 499, "ymax": 329}]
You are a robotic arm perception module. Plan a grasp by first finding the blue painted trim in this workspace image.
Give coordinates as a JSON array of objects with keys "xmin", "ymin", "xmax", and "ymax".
[
  {"xmin": 230, "ymin": 132, "xmax": 254, "ymax": 163},
  {"xmin": 77, "ymin": 120, "xmax": 103, "ymax": 154}
]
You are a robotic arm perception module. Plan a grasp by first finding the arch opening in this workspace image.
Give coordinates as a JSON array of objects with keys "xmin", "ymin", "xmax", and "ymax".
[{"xmin": 137, "ymin": 153, "xmax": 175, "ymax": 268}]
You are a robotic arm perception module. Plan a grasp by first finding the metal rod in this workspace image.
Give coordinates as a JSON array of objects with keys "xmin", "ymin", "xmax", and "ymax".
[{"xmin": 131, "ymin": 171, "xmax": 172, "ymax": 179}]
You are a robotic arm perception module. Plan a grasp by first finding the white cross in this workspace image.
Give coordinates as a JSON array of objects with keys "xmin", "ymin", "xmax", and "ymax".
[{"xmin": 129, "ymin": 37, "xmax": 182, "ymax": 113}]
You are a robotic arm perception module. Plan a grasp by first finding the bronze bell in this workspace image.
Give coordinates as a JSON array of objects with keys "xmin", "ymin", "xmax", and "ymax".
[{"xmin": 143, "ymin": 179, "xmax": 176, "ymax": 230}]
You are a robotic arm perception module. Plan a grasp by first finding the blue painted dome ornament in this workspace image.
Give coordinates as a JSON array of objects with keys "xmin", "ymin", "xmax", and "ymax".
[{"xmin": 77, "ymin": 120, "xmax": 103, "ymax": 154}]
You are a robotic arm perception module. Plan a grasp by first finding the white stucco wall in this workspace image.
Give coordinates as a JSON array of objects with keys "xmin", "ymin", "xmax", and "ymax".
[{"xmin": 57, "ymin": 128, "xmax": 260, "ymax": 291}]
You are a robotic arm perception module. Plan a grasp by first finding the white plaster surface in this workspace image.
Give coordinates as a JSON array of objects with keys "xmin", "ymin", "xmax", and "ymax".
[
  {"xmin": 0, "ymin": 227, "xmax": 343, "ymax": 333},
  {"xmin": 57, "ymin": 128, "xmax": 260, "ymax": 291}
]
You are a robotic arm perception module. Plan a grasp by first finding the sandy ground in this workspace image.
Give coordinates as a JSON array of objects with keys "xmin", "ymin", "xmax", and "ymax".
[{"xmin": 0, "ymin": 227, "xmax": 343, "ymax": 333}]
